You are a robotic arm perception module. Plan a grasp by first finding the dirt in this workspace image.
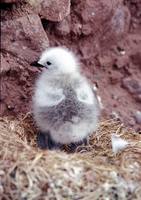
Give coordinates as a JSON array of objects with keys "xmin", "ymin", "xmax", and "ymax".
[{"xmin": 0, "ymin": 0, "xmax": 141, "ymax": 131}]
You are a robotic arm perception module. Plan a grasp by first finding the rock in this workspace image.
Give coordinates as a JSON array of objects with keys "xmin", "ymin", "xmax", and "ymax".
[
  {"xmin": 28, "ymin": 0, "xmax": 70, "ymax": 22},
  {"xmin": 117, "ymin": 46, "xmax": 126, "ymax": 56},
  {"xmin": 0, "ymin": 0, "xmax": 19, "ymax": 3},
  {"xmin": 122, "ymin": 78, "xmax": 141, "ymax": 95},
  {"xmin": 122, "ymin": 78, "xmax": 141, "ymax": 102},
  {"xmin": 130, "ymin": 52, "xmax": 141, "ymax": 68},
  {"xmin": 113, "ymin": 55, "xmax": 129, "ymax": 69},
  {"xmin": 73, "ymin": 0, "xmax": 130, "ymax": 50},
  {"xmin": 135, "ymin": 94, "xmax": 141, "ymax": 102},
  {"xmin": 1, "ymin": 14, "xmax": 49, "ymax": 63},
  {"xmin": 0, "ymin": 55, "xmax": 11, "ymax": 75},
  {"xmin": 82, "ymin": 24, "xmax": 92, "ymax": 36},
  {"xmin": 128, "ymin": 117, "xmax": 136, "ymax": 127},
  {"xmin": 134, "ymin": 111, "xmax": 141, "ymax": 124},
  {"xmin": 71, "ymin": 23, "xmax": 82, "ymax": 36},
  {"xmin": 55, "ymin": 17, "xmax": 70, "ymax": 36},
  {"xmin": 109, "ymin": 71, "xmax": 123, "ymax": 85},
  {"xmin": 111, "ymin": 6, "xmax": 129, "ymax": 34},
  {"xmin": 0, "ymin": 52, "xmax": 40, "ymax": 116},
  {"xmin": 1, "ymin": 14, "xmax": 49, "ymax": 116},
  {"xmin": 124, "ymin": 0, "xmax": 141, "ymax": 31}
]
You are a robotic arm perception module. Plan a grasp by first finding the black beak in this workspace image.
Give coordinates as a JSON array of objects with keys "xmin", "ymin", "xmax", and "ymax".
[{"xmin": 30, "ymin": 61, "xmax": 44, "ymax": 68}]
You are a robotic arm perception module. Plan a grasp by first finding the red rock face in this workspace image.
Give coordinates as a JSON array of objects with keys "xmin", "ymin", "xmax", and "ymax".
[
  {"xmin": 122, "ymin": 78, "xmax": 141, "ymax": 102},
  {"xmin": 0, "ymin": 0, "xmax": 141, "ymax": 131},
  {"xmin": 0, "ymin": 0, "xmax": 20, "ymax": 3},
  {"xmin": 71, "ymin": 0, "xmax": 130, "ymax": 51},
  {"xmin": 1, "ymin": 14, "xmax": 49, "ymax": 63},
  {"xmin": 124, "ymin": 0, "xmax": 141, "ymax": 32},
  {"xmin": 28, "ymin": 0, "xmax": 70, "ymax": 22},
  {"xmin": 1, "ymin": 14, "xmax": 49, "ymax": 116}
]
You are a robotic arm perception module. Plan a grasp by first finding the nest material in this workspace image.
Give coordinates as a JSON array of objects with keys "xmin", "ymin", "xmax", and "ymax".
[{"xmin": 0, "ymin": 116, "xmax": 141, "ymax": 200}]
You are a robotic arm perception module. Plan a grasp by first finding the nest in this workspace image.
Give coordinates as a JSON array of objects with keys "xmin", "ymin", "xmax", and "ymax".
[{"xmin": 0, "ymin": 115, "xmax": 141, "ymax": 200}]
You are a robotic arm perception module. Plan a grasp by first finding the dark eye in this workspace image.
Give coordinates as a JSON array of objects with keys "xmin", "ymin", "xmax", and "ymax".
[{"xmin": 47, "ymin": 61, "xmax": 51, "ymax": 65}]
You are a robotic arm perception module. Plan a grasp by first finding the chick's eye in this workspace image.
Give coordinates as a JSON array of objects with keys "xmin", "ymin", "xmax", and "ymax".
[{"xmin": 47, "ymin": 61, "xmax": 51, "ymax": 65}]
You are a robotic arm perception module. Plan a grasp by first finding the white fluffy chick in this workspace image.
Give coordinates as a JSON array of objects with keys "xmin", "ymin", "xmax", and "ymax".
[{"xmin": 33, "ymin": 47, "xmax": 100, "ymax": 150}]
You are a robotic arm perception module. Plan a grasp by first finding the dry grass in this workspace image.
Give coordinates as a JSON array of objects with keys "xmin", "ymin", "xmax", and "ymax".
[{"xmin": 0, "ymin": 115, "xmax": 141, "ymax": 200}]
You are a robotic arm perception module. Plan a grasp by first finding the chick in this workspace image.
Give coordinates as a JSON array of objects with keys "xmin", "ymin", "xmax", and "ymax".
[{"xmin": 32, "ymin": 47, "xmax": 100, "ymax": 150}]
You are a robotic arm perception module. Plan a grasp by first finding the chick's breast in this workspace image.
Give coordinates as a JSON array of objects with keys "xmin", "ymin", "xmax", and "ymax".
[{"xmin": 33, "ymin": 73, "xmax": 100, "ymax": 133}]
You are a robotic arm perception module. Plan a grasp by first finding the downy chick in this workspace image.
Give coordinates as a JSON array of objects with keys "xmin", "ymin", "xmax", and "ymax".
[{"xmin": 33, "ymin": 47, "xmax": 100, "ymax": 150}]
